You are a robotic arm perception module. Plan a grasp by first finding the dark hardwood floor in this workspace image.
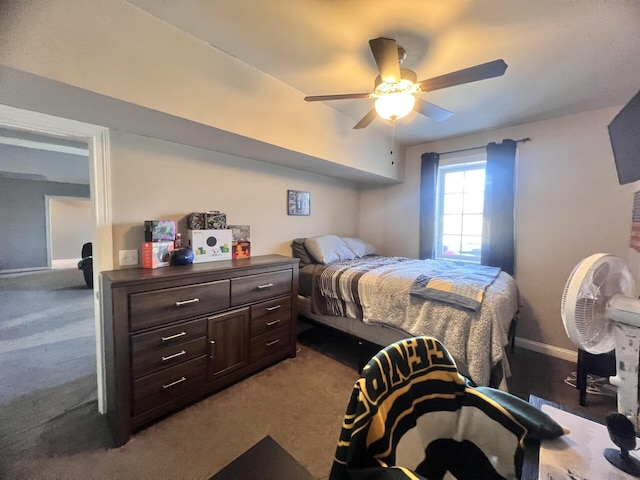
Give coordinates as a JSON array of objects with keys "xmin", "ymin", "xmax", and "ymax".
[{"xmin": 507, "ymin": 345, "xmax": 616, "ymax": 423}]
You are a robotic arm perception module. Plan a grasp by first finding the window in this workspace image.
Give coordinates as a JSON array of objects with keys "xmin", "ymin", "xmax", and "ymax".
[{"xmin": 435, "ymin": 160, "xmax": 486, "ymax": 263}]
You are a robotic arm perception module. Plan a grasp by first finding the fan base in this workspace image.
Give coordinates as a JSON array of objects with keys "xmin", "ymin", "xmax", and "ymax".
[{"xmin": 604, "ymin": 448, "xmax": 640, "ymax": 477}]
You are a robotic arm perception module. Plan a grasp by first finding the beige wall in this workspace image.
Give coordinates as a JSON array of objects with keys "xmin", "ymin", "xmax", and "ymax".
[
  {"xmin": 0, "ymin": 0, "xmax": 399, "ymax": 182},
  {"xmin": 2, "ymin": 0, "xmax": 636, "ymax": 354},
  {"xmin": 109, "ymin": 131, "xmax": 361, "ymax": 266},
  {"xmin": 361, "ymin": 106, "xmax": 636, "ymax": 352}
]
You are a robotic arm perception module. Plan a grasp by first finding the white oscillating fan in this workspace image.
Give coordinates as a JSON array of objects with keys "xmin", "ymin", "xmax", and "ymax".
[{"xmin": 561, "ymin": 253, "xmax": 640, "ymax": 476}]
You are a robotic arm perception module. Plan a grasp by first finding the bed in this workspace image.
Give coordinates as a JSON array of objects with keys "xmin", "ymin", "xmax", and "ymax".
[{"xmin": 293, "ymin": 235, "xmax": 520, "ymax": 389}]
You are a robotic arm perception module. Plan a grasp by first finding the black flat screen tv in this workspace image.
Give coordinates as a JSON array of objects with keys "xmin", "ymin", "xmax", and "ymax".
[{"xmin": 609, "ymin": 89, "xmax": 640, "ymax": 185}]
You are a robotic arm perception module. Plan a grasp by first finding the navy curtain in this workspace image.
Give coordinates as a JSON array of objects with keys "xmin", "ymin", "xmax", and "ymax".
[
  {"xmin": 481, "ymin": 139, "xmax": 516, "ymax": 275},
  {"xmin": 419, "ymin": 152, "xmax": 439, "ymax": 259}
]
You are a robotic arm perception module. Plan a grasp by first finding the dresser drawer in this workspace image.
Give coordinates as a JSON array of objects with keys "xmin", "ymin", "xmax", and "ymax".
[
  {"xmin": 132, "ymin": 337, "xmax": 207, "ymax": 379},
  {"xmin": 250, "ymin": 297, "xmax": 292, "ymax": 337},
  {"xmin": 231, "ymin": 270, "xmax": 292, "ymax": 306},
  {"xmin": 250, "ymin": 328, "xmax": 291, "ymax": 362},
  {"xmin": 130, "ymin": 280, "xmax": 230, "ymax": 331},
  {"xmin": 133, "ymin": 356, "xmax": 207, "ymax": 416},
  {"xmin": 131, "ymin": 318, "xmax": 206, "ymax": 355}
]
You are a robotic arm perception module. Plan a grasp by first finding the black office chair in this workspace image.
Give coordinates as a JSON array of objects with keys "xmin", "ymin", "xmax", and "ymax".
[{"xmin": 77, "ymin": 242, "xmax": 93, "ymax": 289}]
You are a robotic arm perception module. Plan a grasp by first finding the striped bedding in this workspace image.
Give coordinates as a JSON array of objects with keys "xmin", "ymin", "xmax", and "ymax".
[{"xmin": 310, "ymin": 256, "xmax": 519, "ymax": 386}]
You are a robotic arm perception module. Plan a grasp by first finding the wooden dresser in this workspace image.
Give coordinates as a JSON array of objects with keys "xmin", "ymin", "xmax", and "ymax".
[{"xmin": 101, "ymin": 254, "xmax": 299, "ymax": 446}]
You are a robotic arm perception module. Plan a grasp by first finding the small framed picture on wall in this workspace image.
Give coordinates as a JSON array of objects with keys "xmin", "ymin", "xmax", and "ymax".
[{"xmin": 288, "ymin": 190, "xmax": 310, "ymax": 216}]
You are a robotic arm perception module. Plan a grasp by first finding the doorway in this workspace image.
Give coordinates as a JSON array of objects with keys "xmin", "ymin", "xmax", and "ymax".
[
  {"xmin": 0, "ymin": 104, "xmax": 112, "ymax": 415},
  {"xmin": 46, "ymin": 196, "xmax": 93, "ymax": 269}
]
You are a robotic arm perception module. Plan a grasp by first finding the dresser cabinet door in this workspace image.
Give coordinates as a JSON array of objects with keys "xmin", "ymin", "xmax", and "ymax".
[{"xmin": 208, "ymin": 308, "xmax": 250, "ymax": 380}]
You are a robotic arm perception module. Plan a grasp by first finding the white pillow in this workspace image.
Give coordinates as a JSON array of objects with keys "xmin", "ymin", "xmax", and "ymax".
[
  {"xmin": 304, "ymin": 235, "xmax": 356, "ymax": 264},
  {"xmin": 341, "ymin": 237, "xmax": 377, "ymax": 257}
]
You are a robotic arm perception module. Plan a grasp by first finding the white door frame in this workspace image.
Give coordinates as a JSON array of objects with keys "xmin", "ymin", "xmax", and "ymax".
[{"xmin": 0, "ymin": 104, "xmax": 112, "ymax": 413}]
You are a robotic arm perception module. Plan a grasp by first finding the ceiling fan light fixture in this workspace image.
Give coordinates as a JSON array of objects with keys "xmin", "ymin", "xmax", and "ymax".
[
  {"xmin": 304, "ymin": 36, "xmax": 508, "ymax": 130},
  {"xmin": 374, "ymin": 92, "xmax": 416, "ymax": 120}
]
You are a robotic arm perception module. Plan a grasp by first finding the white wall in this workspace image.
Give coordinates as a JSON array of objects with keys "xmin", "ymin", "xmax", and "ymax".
[
  {"xmin": 361, "ymin": 106, "xmax": 636, "ymax": 351},
  {"xmin": 49, "ymin": 197, "xmax": 92, "ymax": 261},
  {"xmin": 109, "ymin": 131, "xmax": 362, "ymax": 266}
]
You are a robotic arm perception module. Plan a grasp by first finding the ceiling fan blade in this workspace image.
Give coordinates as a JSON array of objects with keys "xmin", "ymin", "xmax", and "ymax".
[
  {"xmin": 369, "ymin": 37, "xmax": 401, "ymax": 83},
  {"xmin": 418, "ymin": 59, "xmax": 508, "ymax": 93},
  {"xmin": 304, "ymin": 93, "xmax": 372, "ymax": 102},
  {"xmin": 353, "ymin": 109, "xmax": 378, "ymax": 129},
  {"xmin": 414, "ymin": 98, "xmax": 453, "ymax": 122}
]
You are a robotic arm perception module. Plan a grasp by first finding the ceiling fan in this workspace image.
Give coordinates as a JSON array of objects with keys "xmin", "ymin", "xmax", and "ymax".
[{"xmin": 304, "ymin": 37, "xmax": 508, "ymax": 129}]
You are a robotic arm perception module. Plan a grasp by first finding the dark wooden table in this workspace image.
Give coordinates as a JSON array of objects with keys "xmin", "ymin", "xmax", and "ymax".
[{"xmin": 210, "ymin": 436, "xmax": 314, "ymax": 480}]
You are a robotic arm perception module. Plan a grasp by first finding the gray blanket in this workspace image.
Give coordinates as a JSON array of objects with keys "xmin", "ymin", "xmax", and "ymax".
[
  {"xmin": 311, "ymin": 256, "xmax": 518, "ymax": 386},
  {"xmin": 409, "ymin": 261, "xmax": 501, "ymax": 311}
]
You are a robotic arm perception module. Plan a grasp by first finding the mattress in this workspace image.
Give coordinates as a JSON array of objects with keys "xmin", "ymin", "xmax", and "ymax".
[{"xmin": 297, "ymin": 257, "xmax": 519, "ymax": 387}]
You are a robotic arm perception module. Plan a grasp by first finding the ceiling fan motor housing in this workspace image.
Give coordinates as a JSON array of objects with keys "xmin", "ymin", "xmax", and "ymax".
[{"xmin": 374, "ymin": 69, "xmax": 418, "ymax": 96}]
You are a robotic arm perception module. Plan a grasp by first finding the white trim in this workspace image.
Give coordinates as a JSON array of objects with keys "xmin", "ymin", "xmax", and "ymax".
[
  {"xmin": 44, "ymin": 195, "xmax": 53, "ymax": 269},
  {"xmin": 52, "ymin": 259, "xmax": 81, "ymax": 269},
  {"xmin": 89, "ymin": 128, "xmax": 112, "ymax": 416},
  {"xmin": 0, "ymin": 104, "xmax": 112, "ymax": 414},
  {"xmin": 514, "ymin": 336, "xmax": 578, "ymax": 363},
  {"xmin": 0, "ymin": 135, "xmax": 89, "ymax": 156},
  {"xmin": 439, "ymin": 150, "xmax": 486, "ymax": 166},
  {"xmin": 434, "ymin": 161, "xmax": 486, "ymax": 263}
]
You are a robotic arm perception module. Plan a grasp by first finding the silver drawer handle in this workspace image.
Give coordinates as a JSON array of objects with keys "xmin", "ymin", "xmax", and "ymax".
[
  {"xmin": 162, "ymin": 376, "xmax": 186, "ymax": 389},
  {"xmin": 266, "ymin": 305, "xmax": 281, "ymax": 311},
  {"xmin": 175, "ymin": 298, "xmax": 200, "ymax": 306},
  {"xmin": 162, "ymin": 350, "xmax": 186, "ymax": 362},
  {"xmin": 257, "ymin": 283, "xmax": 274, "ymax": 289},
  {"xmin": 161, "ymin": 331, "xmax": 187, "ymax": 342},
  {"xmin": 266, "ymin": 339, "xmax": 280, "ymax": 347},
  {"xmin": 266, "ymin": 319, "xmax": 281, "ymax": 326}
]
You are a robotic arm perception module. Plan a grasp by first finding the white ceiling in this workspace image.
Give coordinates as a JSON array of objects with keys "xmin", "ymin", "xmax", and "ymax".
[{"xmin": 128, "ymin": 0, "xmax": 640, "ymax": 146}]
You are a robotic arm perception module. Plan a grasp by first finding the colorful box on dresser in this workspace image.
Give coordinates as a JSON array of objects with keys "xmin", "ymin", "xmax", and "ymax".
[
  {"xmin": 188, "ymin": 229, "xmax": 232, "ymax": 263},
  {"xmin": 141, "ymin": 241, "xmax": 175, "ymax": 269}
]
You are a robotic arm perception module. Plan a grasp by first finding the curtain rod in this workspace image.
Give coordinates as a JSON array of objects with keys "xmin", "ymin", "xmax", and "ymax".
[{"xmin": 439, "ymin": 137, "xmax": 531, "ymax": 156}]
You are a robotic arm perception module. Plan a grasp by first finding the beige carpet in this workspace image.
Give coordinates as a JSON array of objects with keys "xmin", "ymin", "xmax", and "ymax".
[
  {"xmin": 1, "ymin": 317, "xmax": 617, "ymax": 479},
  {"xmin": 2, "ymin": 344, "xmax": 358, "ymax": 480}
]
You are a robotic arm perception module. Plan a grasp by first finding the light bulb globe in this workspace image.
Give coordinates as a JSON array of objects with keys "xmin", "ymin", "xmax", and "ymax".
[{"xmin": 374, "ymin": 93, "xmax": 416, "ymax": 120}]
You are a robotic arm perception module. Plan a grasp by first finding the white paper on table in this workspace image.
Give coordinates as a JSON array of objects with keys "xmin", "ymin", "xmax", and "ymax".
[{"xmin": 538, "ymin": 404, "xmax": 640, "ymax": 480}]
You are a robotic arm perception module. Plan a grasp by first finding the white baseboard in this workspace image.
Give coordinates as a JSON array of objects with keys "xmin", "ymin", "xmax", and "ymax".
[
  {"xmin": 514, "ymin": 337, "xmax": 577, "ymax": 363},
  {"xmin": 0, "ymin": 266, "xmax": 49, "ymax": 275},
  {"xmin": 52, "ymin": 258, "xmax": 81, "ymax": 269}
]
